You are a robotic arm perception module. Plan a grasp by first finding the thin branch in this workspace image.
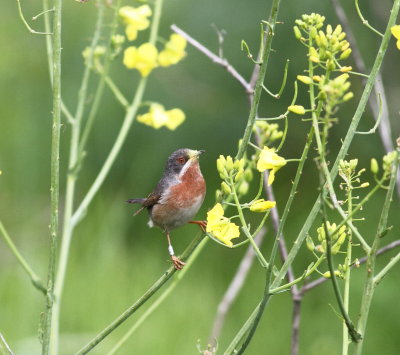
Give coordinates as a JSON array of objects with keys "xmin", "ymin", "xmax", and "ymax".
[
  {"xmin": 0, "ymin": 220, "xmax": 46, "ymax": 294},
  {"xmin": 171, "ymin": 25, "xmax": 252, "ymax": 93},
  {"xmin": 15, "ymin": 0, "xmax": 52, "ymax": 35}
]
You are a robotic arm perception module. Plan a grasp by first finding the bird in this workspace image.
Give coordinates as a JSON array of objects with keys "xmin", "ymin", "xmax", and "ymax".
[{"xmin": 127, "ymin": 148, "xmax": 206, "ymax": 270}]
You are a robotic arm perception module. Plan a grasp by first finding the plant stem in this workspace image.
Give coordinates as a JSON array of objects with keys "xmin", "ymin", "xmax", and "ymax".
[
  {"xmin": 0, "ymin": 220, "xmax": 46, "ymax": 294},
  {"xmin": 235, "ymin": 0, "xmax": 281, "ymax": 161},
  {"xmin": 42, "ymin": 0, "xmax": 62, "ymax": 352},
  {"xmin": 342, "ymin": 186, "xmax": 352, "ymax": 355},
  {"xmin": 49, "ymin": 2, "xmax": 106, "ymax": 352},
  {"xmin": 355, "ymin": 149, "xmax": 399, "ymax": 354},
  {"xmin": 75, "ymin": 234, "xmax": 205, "ymax": 355}
]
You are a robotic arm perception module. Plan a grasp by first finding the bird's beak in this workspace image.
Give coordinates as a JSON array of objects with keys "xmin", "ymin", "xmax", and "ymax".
[{"xmin": 189, "ymin": 149, "xmax": 205, "ymax": 160}]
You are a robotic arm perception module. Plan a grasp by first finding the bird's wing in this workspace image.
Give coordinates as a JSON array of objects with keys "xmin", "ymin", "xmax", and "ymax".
[{"xmin": 142, "ymin": 191, "xmax": 162, "ymax": 207}]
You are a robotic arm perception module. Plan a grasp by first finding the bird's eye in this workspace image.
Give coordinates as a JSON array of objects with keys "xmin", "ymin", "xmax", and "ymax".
[{"xmin": 176, "ymin": 157, "xmax": 186, "ymax": 165}]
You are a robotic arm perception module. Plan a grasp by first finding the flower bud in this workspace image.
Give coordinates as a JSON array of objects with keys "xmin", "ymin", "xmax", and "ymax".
[
  {"xmin": 340, "ymin": 66, "xmax": 352, "ymax": 73},
  {"xmin": 225, "ymin": 156, "xmax": 234, "ymax": 173},
  {"xmin": 370, "ymin": 158, "xmax": 379, "ymax": 174},
  {"xmin": 244, "ymin": 168, "xmax": 253, "ymax": 181},
  {"xmin": 340, "ymin": 48, "xmax": 352, "ymax": 60},
  {"xmin": 234, "ymin": 169, "xmax": 244, "ymax": 182},
  {"xmin": 297, "ymin": 75, "xmax": 313, "ymax": 85},
  {"xmin": 360, "ymin": 182, "xmax": 370, "ymax": 188},
  {"xmin": 293, "ymin": 26, "xmax": 302, "ymax": 39},
  {"xmin": 306, "ymin": 235, "xmax": 315, "ymax": 251},
  {"xmin": 288, "ymin": 105, "xmax": 306, "ymax": 115},
  {"xmin": 249, "ymin": 199, "xmax": 276, "ymax": 212},
  {"xmin": 221, "ymin": 182, "xmax": 232, "ymax": 195},
  {"xmin": 238, "ymin": 181, "xmax": 249, "ymax": 196}
]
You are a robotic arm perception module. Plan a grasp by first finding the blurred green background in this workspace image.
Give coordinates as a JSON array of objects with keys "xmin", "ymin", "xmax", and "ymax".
[{"xmin": 1, "ymin": 0, "xmax": 399, "ymax": 354}]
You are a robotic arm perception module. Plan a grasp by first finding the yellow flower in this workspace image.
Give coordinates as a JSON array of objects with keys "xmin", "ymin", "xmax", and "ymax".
[
  {"xmin": 158, "ymin": 34, "xmax": 187, "ymax": 67},
  {"xmin": 256, "ymin": 147, "xmax": 287, "ymax": 185},
  {"xmin": 123, "ymin": 43, "xmax": 158, "ymax": 77},
  {"xmin": 288, "ymin": 105, "xmax": 306, "ymax": 115},
  {"xmin": 206, "ymin": 203, "xmax": 240, "ymax": 247},
  {"xmin": 249, "ymin": 199, "xmax": 276, "ymax": 212},
  {"xmin": 391, "ymin": 25, "xmax": 400, "ymax": 50},
  {"xmin": 137, "ymin": 103, "xmax": 185, "ymax": 130},
  {"xmin": 119, "ymin": 5, "xmax": 152, "ymax": 41}
]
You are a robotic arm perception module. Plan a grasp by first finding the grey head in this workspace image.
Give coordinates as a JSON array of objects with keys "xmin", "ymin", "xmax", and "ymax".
[{"xmin": 155, "ymin": 148, "xmax": 204, "ymax": 192}]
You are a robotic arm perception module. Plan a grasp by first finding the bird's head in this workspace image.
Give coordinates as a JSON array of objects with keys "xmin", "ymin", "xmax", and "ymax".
[{"xmin": 164, "ymin": 148, "xmax": 205, "ymax": 178}]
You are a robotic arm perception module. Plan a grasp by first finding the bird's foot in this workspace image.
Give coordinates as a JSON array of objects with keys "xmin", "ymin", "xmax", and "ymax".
[
  {"xmin": 189, "ymin": 220, "xmax": 207, "ymax": 232},
  {"xmin": 171, "ymin": 255, "xmax": 185, "ymax": 270}
]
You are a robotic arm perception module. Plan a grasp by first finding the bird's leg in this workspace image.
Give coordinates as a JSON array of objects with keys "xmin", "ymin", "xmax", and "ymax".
[
  {"xmin": 166, "ymin": 231, "xmax": 185, "ymax": 270},
  {"xmin": 189, "ymin": 220, "xmax": 207, "ymax": 232}
]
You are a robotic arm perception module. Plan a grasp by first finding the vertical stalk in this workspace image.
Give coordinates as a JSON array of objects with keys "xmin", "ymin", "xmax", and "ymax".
[
  {"xmin": 42, "ymin": 0, "xmax": 62, "ymax": 352},
  {"xmin": 49, "ymin": 2, "xmax": 106, "ymax": 352},
  {"xmin": 342, "ymin": 188, "xmax": 352, "ymax": 355}
]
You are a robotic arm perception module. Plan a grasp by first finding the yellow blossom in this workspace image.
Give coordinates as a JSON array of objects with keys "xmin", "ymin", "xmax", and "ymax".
[
  {"xmin": 249, "ymin": 199, "xmax": 276, "ymax": 212},
  {"xmin": 206, "ymin": 203, "xmax": 240, "ymax": 247},
  {"xmin": 158, "ymin": 34, "xmax": 187, "ymax": 67},
  {"xmin": 119, "ymin": 5, "xmax": 152, "ymax": 41},
  {"xmin": 391, "ymin": 25, "xmax": 400, "ymax": 50},
  {"xmin": 123, "ymin": 43, "xmax": 158, "ymax": 76},
  {"xmin": 288, "ymin": 105, "xmax": 306, "ymax": 115},
  {"xmin": 256, "ymin": 147, "xmax": 287, "ymax": 185},
  {"xmin": 137, "ymin": 103, "xmax": 185, "ymax": 130}
]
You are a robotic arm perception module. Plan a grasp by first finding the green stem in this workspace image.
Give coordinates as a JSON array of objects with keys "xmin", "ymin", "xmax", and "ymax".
[
  {"xmin": 42, "ymin": 0, "xmax": 62, "ymax": 352},
  {"xmin": 15, "ymin": 0, "xmax": 52, "ymax": 35},
  {"xmin": 0, "ymin": 220, "xmax": 46, "ymax": 294},
  {"xmin": 355, "ymin": 150, "xmax": 399, "ymax": 354},
  {"xmin": 49, "ymin": 3, "xmax": 106, "ymax": 353},
  {"xmin": 104, "ymin": 75, "xmax": 129, "ymax": 109},
  {"xmin": 75, "ymin": 234, "xmax": 205, "ymax": 355},
  {"xmin": 271, "ymin": 0, "xmax": 400, "ymax": 291},
  {"xmin": 107, "ymin": 236, "xmax": 207, "ymax": 355},
  {"xmin": 230, "ymin": 176, "xmax": 268, "ymax": 268},
  {"xmin": 235, "ymin": 0, "xmax": 281, "ymax": 160},
  {"xmin": 322, "ymin": 202, "xmax": 361, "ymax": 343},
  {"xmin": 342, "ymin": 187, "xmax": 353, "ymax": 355}
]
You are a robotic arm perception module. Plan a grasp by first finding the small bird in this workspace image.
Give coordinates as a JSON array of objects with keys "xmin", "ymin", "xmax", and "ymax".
[{"xmin": 127, "ymin": 148, "xmax": 206, "ymax": 270}]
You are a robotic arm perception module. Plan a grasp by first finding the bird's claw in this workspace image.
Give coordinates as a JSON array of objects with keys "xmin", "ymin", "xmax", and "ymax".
[
  {"xmin": 189, "ymin": 220, "xmax": 207, "ymax": 233},
  {"xmin": 171, "ymin": 255, "xmax": 185, "ymax": 270}
]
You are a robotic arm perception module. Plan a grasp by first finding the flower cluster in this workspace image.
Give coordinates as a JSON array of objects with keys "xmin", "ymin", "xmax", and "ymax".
[
  {"xmin": 216, "ymin": 155, "xmax": 252, "ymax": 199},
  {"xmin": 137, "ymin": 103, "xmax": 185, "ymax": 130},
  {"xmin": 253, "ymin": 122, "xmax": 283, "ymax": 147},
  {"xmin": 307, "ymin": 221, "xmax": 347, "ymax": 256},
  {"xmin": 256, "ymin": 147, "xmax": 287, "ymax": 185},
  {"xmin": 206, "ymin": 203, "xmax": 240, "ymax": 247},
  {"xmin": 294, "ymin": 15, "xmax": 352, "ymax": 71},
  {"xmin": 118, "ymin": 5, "xmax": 187, "ymax": 77}
]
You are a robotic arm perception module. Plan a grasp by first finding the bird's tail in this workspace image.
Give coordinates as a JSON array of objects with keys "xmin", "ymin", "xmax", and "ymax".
[{"xmin": 126, "ymin": 198, "xmax": 146, "ymax": 216}]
